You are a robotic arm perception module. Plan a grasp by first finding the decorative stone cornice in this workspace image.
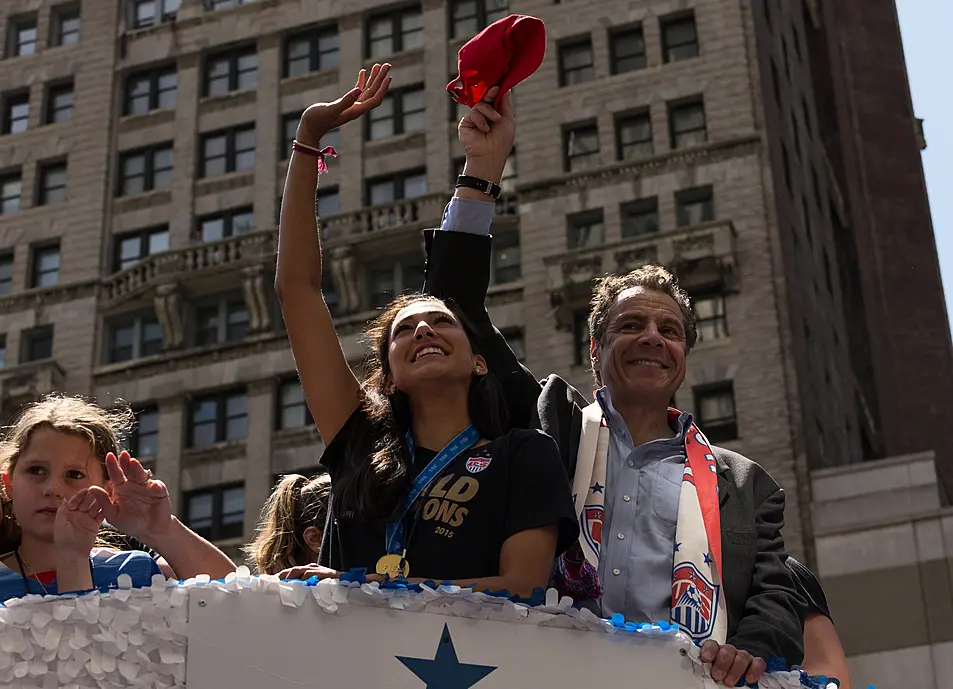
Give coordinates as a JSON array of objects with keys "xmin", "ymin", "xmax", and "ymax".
[
  {"xmin": 273, "ymin": 426, "xmax": 323, "ymax": 451},
  {"xmin": 181, "ymin": 439, "xmax": 246, "ymax": 466},
  {"xmin": 515, "ymin": 136, "xmax": 762, "ymax": 202},
  {"xmin": 0, "ymin": 280, "xmax": 98, "ymax": 315}
]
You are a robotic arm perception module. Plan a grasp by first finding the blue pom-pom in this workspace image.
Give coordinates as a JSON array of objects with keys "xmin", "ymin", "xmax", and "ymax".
[
  {"xmin": 766, "ymin": 657, "xmax": 788, "ymax": 673},
  {"xmin": 610, "ymin": 613, "xmax": 625, "ymax": 628},
  {"xmin": 339, "ymin": 568, "xmax": 367, "ymax": 584}
]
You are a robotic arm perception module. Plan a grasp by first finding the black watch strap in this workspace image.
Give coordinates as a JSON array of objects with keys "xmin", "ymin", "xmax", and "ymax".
[{"xmin": 455, "ymin": 175, "xmax": 502, "ymax": 200}]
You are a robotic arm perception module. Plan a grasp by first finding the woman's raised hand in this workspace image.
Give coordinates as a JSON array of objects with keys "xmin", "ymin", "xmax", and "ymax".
[{"xmin": 296, "ymin": 63, "xmax": 393, "ymax": 148}]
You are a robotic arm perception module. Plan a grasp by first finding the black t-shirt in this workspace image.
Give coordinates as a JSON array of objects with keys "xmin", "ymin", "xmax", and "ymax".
[
  {"xmin": 319, "ymin": 406, "xmax": 579, "ymax": 583},
  {"xmin": 786, "ymin": 556, "xmax": 831, "ymax": 619}
]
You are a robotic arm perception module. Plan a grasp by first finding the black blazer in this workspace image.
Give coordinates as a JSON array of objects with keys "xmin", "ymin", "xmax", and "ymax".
[{"xmin": 423, "ymin": 229, "xmax": 807, "ymax": 664}]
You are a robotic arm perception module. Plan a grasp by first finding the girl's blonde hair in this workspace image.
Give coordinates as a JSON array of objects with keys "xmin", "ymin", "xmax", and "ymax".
[
  {"xmin": 0, "ymin": 394, "xmax": 135, "ymax": 552},
  {"xmin": 244, "ymin": 473, "xmax": 331, "ymax": 574}
]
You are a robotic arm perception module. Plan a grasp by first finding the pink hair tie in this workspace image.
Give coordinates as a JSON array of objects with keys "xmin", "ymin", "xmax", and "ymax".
[{"xmin": 292, "ymin": 139, "xmax": 338, "ymax": 174}]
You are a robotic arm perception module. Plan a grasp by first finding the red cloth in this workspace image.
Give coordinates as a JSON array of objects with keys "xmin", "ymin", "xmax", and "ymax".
[{"xmin": 447, "ymin": 14, "xmax": 547, "ymax": 109}]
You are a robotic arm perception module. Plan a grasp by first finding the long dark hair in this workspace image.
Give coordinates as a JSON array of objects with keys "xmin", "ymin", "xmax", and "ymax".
[{"xmin": 334, "ymin": 294, "xmax": 508, "ymax": 523}]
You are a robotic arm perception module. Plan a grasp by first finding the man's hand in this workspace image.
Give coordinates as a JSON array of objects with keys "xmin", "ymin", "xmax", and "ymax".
[
  {"xmin": 700, "ymin": 641, "xmax": 767, "ymax": 687},
  {"xmin": 458, "ymin": 86, "xmax": 516, "ymax": 183},
  {"xmin": 296, "ymin": 63, "xmax": 392, "ymax": 148}
]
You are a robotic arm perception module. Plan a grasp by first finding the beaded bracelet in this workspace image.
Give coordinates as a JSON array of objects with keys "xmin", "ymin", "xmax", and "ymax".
[{"xmin": 292, "ymin": 139, "xmax": 338, "ymax": 174}]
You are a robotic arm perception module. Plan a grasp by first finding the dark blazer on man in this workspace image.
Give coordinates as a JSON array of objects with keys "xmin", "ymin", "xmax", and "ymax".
[{"xmin": 422, "ymin": 228, "xmax": 807, "ymax": 665}]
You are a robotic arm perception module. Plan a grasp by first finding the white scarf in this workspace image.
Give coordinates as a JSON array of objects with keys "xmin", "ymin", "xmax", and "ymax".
[{"xmin": 570, "ymin": 402, "xmax": 728, "ymax": 645}]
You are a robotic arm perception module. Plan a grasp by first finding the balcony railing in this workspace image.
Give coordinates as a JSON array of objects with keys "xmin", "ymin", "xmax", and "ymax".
[
  {"xmin": 323, "ymin": 193, "xmax": 446, "ymax": 238},
  {"xmin": 102, "ymin": 230, "xmax": 275, "ymax": 303},
  {"xmin": 544, "ymin": 220, "xmax": 738, "ymax": 324}
]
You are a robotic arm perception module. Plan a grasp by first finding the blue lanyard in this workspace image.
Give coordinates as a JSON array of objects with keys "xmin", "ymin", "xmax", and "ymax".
[{"xmin": 384, "ymin": 424, "xmax": 480, "ymax": 554}]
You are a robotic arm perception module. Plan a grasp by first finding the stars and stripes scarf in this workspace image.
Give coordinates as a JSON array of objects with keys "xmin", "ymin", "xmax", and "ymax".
[{"xmin": 554, "ymin": 402, "xmax": 728, "ymax": 645}]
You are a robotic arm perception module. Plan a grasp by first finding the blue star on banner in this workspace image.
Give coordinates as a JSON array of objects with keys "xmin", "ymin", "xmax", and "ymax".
[
  {"xmin": 591, "ymin": 482, "xmax": 604, "ymax": 494},
  {"xmin": 674, "ymin": 542, "xmax": 681, "ymax": 553},
  {"xmin": 703, "ymin": 552, "xmax": 713, "ymax": 566},
  {"xmin": 397, "ymin": 624, "xmax": 497, "ymax": 689}
]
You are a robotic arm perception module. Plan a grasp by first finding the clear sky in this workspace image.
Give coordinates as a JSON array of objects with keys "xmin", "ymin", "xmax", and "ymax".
[{"xmin": 896, "ymin": 1, "xmax": 952, "ymax": 334}]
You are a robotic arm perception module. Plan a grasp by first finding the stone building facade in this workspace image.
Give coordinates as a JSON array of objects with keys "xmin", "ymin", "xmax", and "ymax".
[{"xmin": 0, "ymin": 0, "xmax": 947, "ymax": 582}]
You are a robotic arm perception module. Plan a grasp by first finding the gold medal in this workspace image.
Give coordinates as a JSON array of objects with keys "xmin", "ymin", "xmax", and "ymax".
[{"xmin": 376, "ymin": 554, "xmax": 410, "ymax": 579}]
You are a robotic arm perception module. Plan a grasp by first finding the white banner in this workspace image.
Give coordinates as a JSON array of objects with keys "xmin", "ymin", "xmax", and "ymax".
[{"xmin": 185, "ymin": 587, "xmax": 700, "ymax": 689}]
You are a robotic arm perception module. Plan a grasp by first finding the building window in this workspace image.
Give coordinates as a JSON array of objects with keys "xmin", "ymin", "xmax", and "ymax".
[
  {"xmin": 189, "ymin": 389, "xmax": 248, "ymax": 447},
  {"xmin": 113, "ymin": 226, "xmax": 169, "ymax": 272},
  {"xmin": 45, "ymin": 82, "xmax": 73, "ymax": 124},
  {"xmin": 52, "ymin": 5, "xmax": 81, "ymax": 46},
  {"xmin": 118, "ymin": 144, "xmax": 173, "ymax": 196},
  {"xmin": 567, "ymin": 209, "xmax": 605, "ymax": 250},
  {"xmin": 564, "ymin": 122, "xmax": 600, "ymax": 172},
  {"xmin": 195, "ymin": 296, "xmax": 250, "ymax": 346},
  {"xmin": 278, "ymin": 378, "xmax": 313, "ymax": 430},
  {"xmin": 450, "ymin": 0, "xmax": 508, "ymax": 38},
  {"xmin": 106, "ymin": 312, "xmax": 163, "ymax": 363},
  {"xmin": 369, "ymin": 256, "xmax": 425, "ymax": 308},
  {"xmin": 204, "ymin": 45, "xmax": 258, "ymax": 97},
  {"xmin": 7, "ymin": 16, "xmax": 38, "ymax": 57},
  {"xmin": 367, "ymin": 86, "xmax": 426, "ymax": 140},
  {"xmin": 316, "ymin": 187, "xmax": 340, "ymax": 218},
  {"xmin": 284, "ymin": 25, "xmax": 339, "ymax": 78},
  {"xmin": 367, "ymin": 6, "xmax": 424, "ymax": 58},
  {"xmin": 620, "ymin": 197, "xmax": 659, "ymax": 238},
  {"xmin": 500, "ymin": 150, "xmax": 518, "ymax": 192},
  {"xmin": 660, "ymin": 12, "xmax": 698, "ymax": 63},
  {"xmin": 500, "ymin": 328, "xmax": 525, "ymax": 363},
  {"xmin": 200, "ymin": 126, "xmax": 255, "ymax": 177},
  {"xmin": 694, "ymin": 293, "xmax": 728, "ymax": 342},
  {"xmin": 610, "ymin": 25, "xmax": 646, "ymax": 74},
  {"xmin": 366, "ymin": 169, "xmax": 428, "ymax": 206},
  {"xmin": 675, "ymin": 186, "xmax": 715, "ymax": 227},
  {"xmin": 615, "ymin": 110, "xmax": 653, "ymax": 161},
  {"xmin": 694, "ymin": 382, "xmax": 738, "ymax": 443},
  {"xmin": 573, "ymin": 311, "xmax": 590, "ymax": 366},
  {"xmin": 129, "ymin": 0, "xmax": 180, "ymax": 29},
  {"xmin": 0, "ymin": 171, "xmax": 22, "ymax": 214},
  {"xmin": 130, "ymin": 406, "xmax": 159, "ymax": 458},
  {"xmin": 124, "ymin": 65, "xmax": 177, "ymax": 116},
  {"xmin": 37, "ymin": 160, "xmax": 68, "ymax": 205},
  {"xmin": 489, "ymin": 231, "xmax": 521, "ymax": 285},
  {"xmin": 559, "ymin": 37, "xmax": 595, "ymax": 86},
  {"xmin": 668, "ymin": 98, "xmax": 707, "ymax": 149},
  {"xmin": 0, "ymin": 253, "xmax": 12, "ymax": 295},
  {"xmin": 22, "ymin": 325, "xmax": 53, "ymax": 362},
  {"xmin": 184, "ymin": 484, "xmax": 244, "ymax": 541},
  {"xmin": 30, "ymin": 244, "xmax": 60, "ymax": 288},
  {"xmin": 206, "ymin": 0, "xmax": 255, "ymax": 10},
  {"xmin": 198, "ymin": 208, "xmax": 254, "ymax": 242},
  {"xmin": 2, "ymin": 93, "xmax": 30, "ymax": 135}
]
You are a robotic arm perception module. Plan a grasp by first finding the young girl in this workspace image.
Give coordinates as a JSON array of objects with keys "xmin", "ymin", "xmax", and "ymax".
[
  {"xmin": 0, "ymin": 395, "xmax": 236, "ymax": 600},
  {"xmin": 275, "ymin": 64, "xmax": 578, "ymax": 595},
  {"xmin": 245, "ymin": 473, "xmax": 331, "ymax": 575}
]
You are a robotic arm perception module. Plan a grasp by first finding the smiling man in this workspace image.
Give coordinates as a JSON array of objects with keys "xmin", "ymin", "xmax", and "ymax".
[{"xmin": 424, "ymin": 90, "xmax": 808, "ymax": 687}]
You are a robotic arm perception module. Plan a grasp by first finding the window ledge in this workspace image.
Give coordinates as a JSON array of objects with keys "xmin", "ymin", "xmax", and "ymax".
[
  {"xmin": 195, "ymin": 171, "xmax": 254, "ymax": 197},
  {"xmin": 198, "ymin": 89, "xmax": 257, "ymax": 113},
  {"xmin": 363, "ymin": 131, "xmax": 426, "ymax": 155},
  {"xmin": 182, "ymin": 439, "xmax": 246, "ymax": 464},
  {"xmin": 113, "ymin": 188, "xmax": 173, "ymax": 215},
  {"xmin": 693, "ymin": 335, "xmax": 733, "ymax": 351},
  {"xmin": 363, "ymin": 47, "xmax": 424, "ymax": 69},
  {"xmin": 118, "ymin": 108, "xmax": 176, "ymax": 133},
  {"xmin": 273, "ymin": 425, "xmax": 322, "ymax": 450},
  {"xmin": 279, "ymin": 68, "xmax": 340, "ymax": 95}
]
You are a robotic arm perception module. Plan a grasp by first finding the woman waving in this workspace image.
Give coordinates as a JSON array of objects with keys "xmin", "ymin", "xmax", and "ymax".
[{"xmin": 275, "ymin": 65, "xmax": 577, "ymax": 596}]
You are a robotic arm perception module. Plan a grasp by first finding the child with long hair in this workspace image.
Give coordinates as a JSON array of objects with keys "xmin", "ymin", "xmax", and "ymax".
[
  {"xmin": 275, "ymin": 65, "xmax": 578, "ymax": 595},
  {"xmin": 0, "ymin": 395, "xmax": 236, "ymax": 600},
  {"xmin": 245, "ymin": 473, "xmax": 330, "ymax": 574}
]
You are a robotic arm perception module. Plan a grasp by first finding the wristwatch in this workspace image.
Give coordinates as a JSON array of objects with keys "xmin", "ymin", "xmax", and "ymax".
[{"xmin": 455, "ymin": 175, "xmax": 502, "ymax": 200}]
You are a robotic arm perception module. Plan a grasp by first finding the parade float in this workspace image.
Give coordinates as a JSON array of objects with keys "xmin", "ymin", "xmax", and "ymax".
[{"xmin": 0, "ymin": 570, "xmax": 837, "ymax": 689}]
